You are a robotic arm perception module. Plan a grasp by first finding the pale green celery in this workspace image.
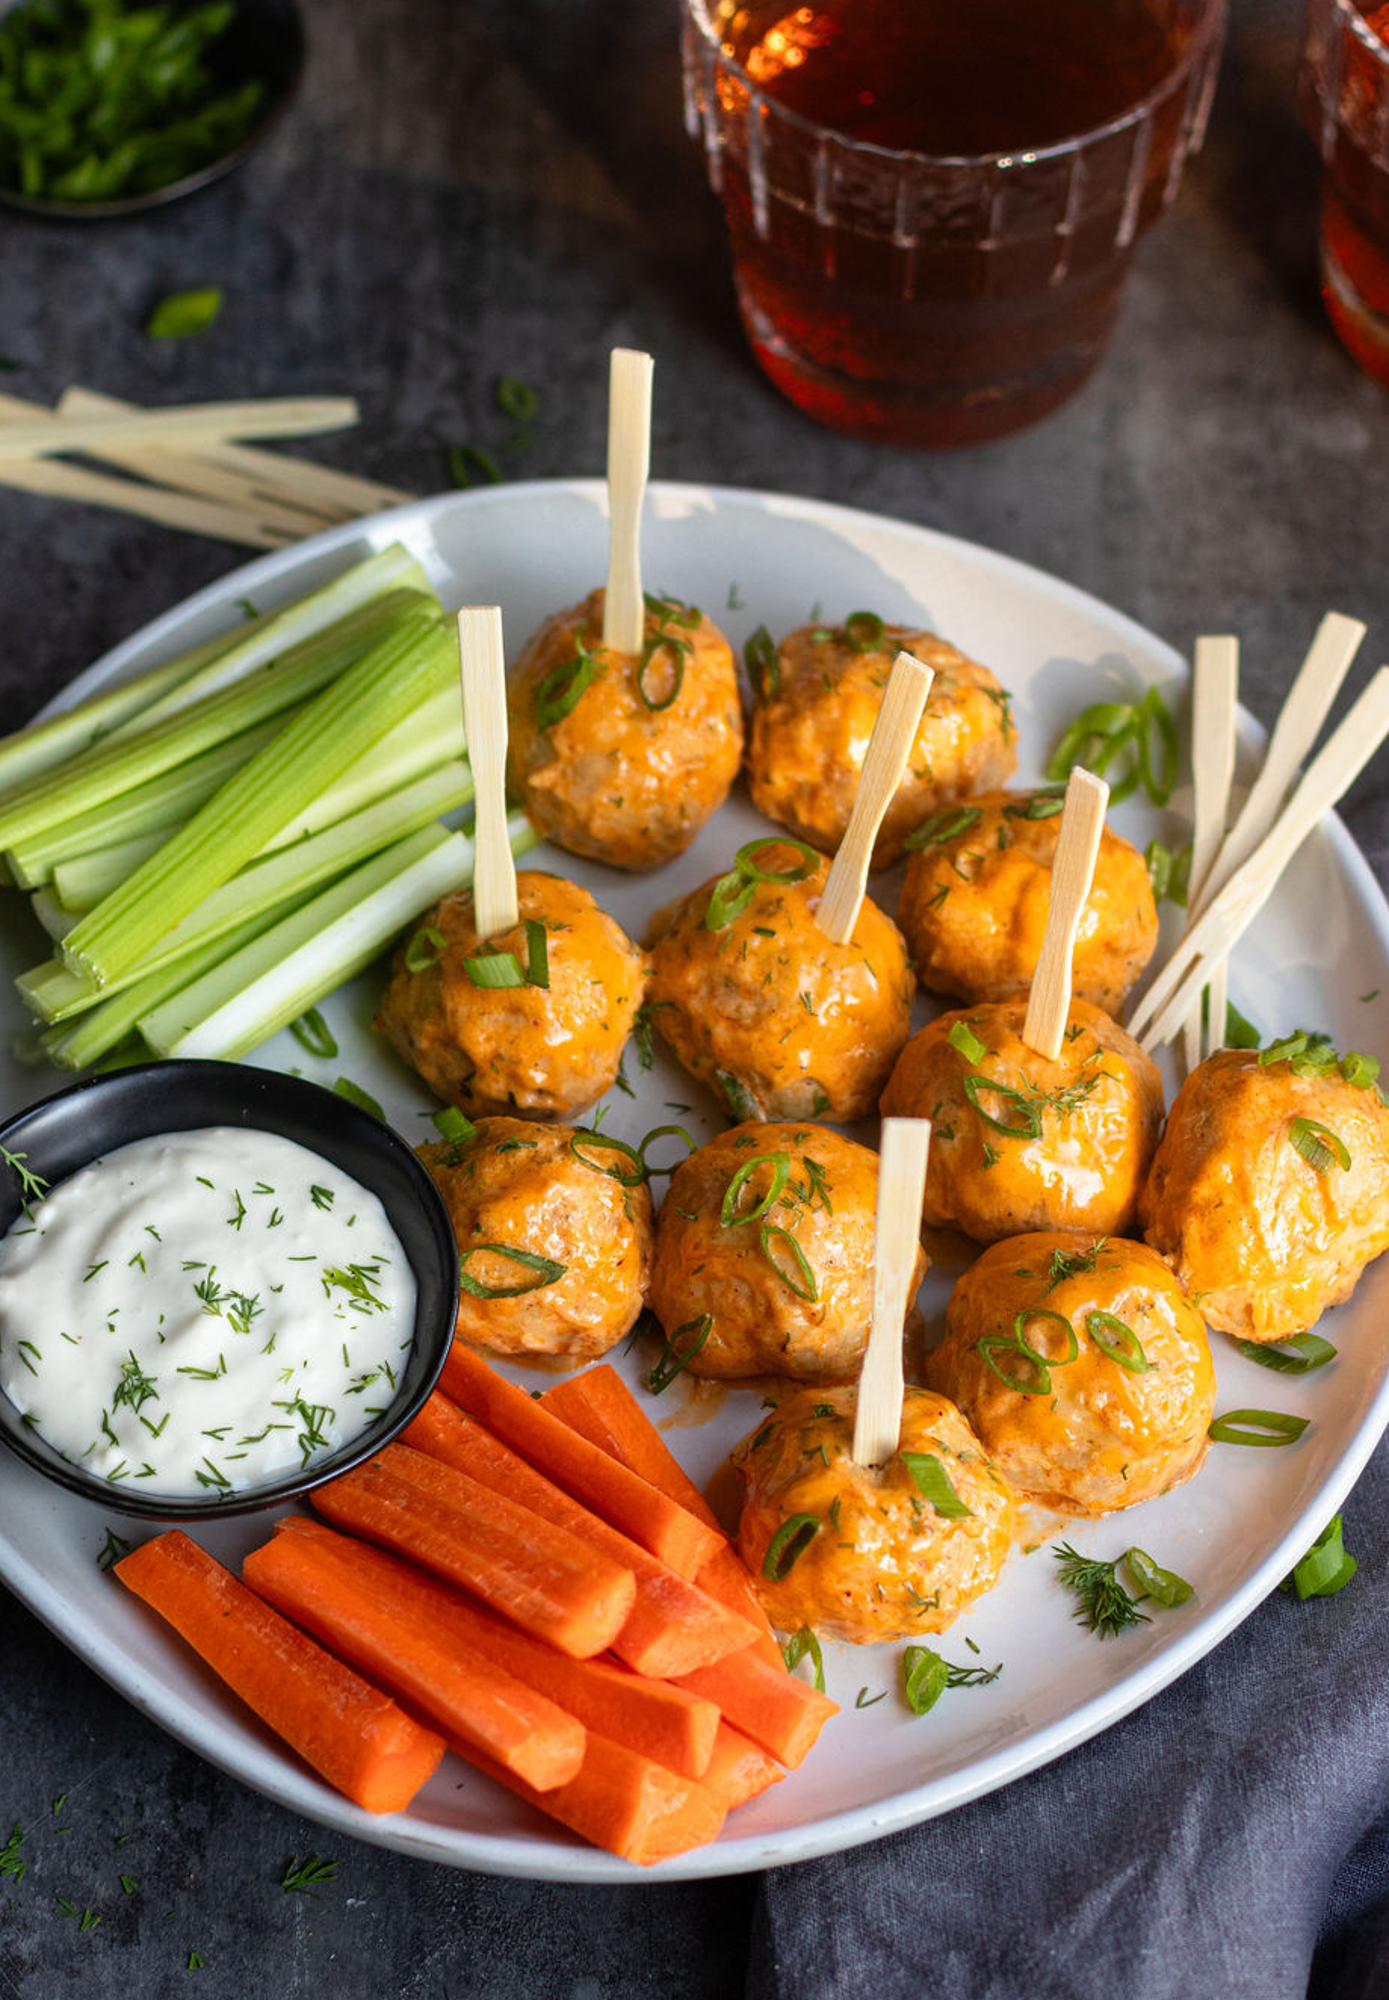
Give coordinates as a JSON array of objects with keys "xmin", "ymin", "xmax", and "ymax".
[
  {"xmin": 0, "ymin": 588, "xmax": 431, "ymax": 853},
  {"xmin": 51, "ymin": 835, "xmax": 169, "ymax": 913},
  {"xmin": 24, "ymin": 761, "xmax": 473, "ymax": 1024},
  {"xmin": 0, "ymin": 620, "xmax": 253, "ymax": 796},
  {"xmin": 258, "ymin": 683, "xmax": 467, "ymax": 853},
  {"xmin": 29, "ymin": 890, "xmax": 75, "ymax": 942},
  {"xmin": 62, "ymin": 605, "xmax": 455, "ymax": 989},
  {"xmin": 105, "ymin": 543, "xmax": 433, "ymax": 733},
  {"xmin": 142, "ymin": 811, "xmax": 539, "ymax": 1061},
  {"xmin": 7, "ymin": 713, "xmax": 289, "ymax": 889},
  {"xmin": 43, "ymin": 910, "xmax": 288, "ymax": 1072}
]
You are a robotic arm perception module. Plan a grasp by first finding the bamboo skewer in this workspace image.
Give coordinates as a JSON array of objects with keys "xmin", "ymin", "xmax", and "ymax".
[
  {"xmin": 851, "ymin": 1116, "xmax": 932, "ymax": 1471},
  {"xmin": 1020, "ymin": 767, "xmax": 1110, "ymax": 1063},
  {"xmin": 1131, "ymin": 666, "xmax": 1389, "ymax": 1051},
  {"xmin": 1181, "ymin": 636, "xmax": 1239, "ymax": 1071},
  {"xmin": 456, "ymin": 606, "xmax": 519, "ymax": 942},
  {"xmin": 602, "ymin": 348, "xmax": 654, "ymax": 657},
  {"xmin": 0, "ymin": 397, "xmax": 360, "ymax": 463},
  {"xmin": 816, "ymin": 650, "xmax": 934, "ymax": 946}
]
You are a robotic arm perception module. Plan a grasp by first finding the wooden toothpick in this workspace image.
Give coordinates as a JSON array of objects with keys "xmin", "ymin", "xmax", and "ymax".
[
  {"xmin": 602, "ymin": 348, "xmax": 654, "ymax": 657},
  {"xmin": 456, "ymin": 605, "xmax": 519, "ymax": 941},
  {"xmin": 1020, "ymin": 767, "xmax": 1110, "ymax": 1063},
  {"xmin": 1182, "ymin": 636, "xmax": 1239, "ymax": 1070},
  {"xmin": 816, "ymin": 650, "xmax": 934, "ymax": 946},
  {"xmin": 851, "ymin": 1116, "xmax": 931, "ymax": 1471}
]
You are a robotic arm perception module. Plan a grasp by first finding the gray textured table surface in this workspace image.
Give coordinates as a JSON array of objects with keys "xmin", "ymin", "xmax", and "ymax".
[{"xmin": 2, "ymin": 1, "xmax": 1387, "ymax": 1995}]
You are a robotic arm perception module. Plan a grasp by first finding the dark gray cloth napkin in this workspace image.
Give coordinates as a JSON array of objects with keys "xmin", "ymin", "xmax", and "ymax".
[{"xmin": 749, "ymin": 1445, "xmax": 1389, "ymax": 2000}]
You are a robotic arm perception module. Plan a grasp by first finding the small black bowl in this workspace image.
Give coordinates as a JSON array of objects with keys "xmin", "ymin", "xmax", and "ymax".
[
  {"xmin": 0, "ymin": 1059, "xmax": 458, "ymax": 1519},
  {"xmin": 0, "ymin": 0, "xmax": 305, "ymax": 221}
]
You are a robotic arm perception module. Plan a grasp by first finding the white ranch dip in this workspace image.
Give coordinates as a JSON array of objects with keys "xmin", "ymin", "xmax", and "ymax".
[{"xmin": 0, "ymin": 1126, "xmax": 417, "ymax": 1500}]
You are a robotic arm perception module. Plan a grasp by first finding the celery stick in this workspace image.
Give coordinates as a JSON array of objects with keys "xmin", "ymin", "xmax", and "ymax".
[
  {"xmin": 7, "ymin": 713, "xmax": 289, "ymax": 888},
  {"xmin": 0, "ymin": 589, "xmax": 431, "ymax": 853},
  {"xmin": 105, "ymin": 543, "xmax": 433, "ymax": 732},
  {"xmin": 26, "ymin": 762, "xmax": 473, "ymax": 1023},
  {"xmin": 51, "ymin": 835, "xmax": 167, "ymax": 913},
  {"xmin": 258, "ymin": 683, "xmax": 467, "ymax": 853},
  {"xmin": 63, "ymin": 605, "xmax": 455, "ymax": 988},
  {"xmin": 29, "ymin": 890, "xmax": 75, "ymax": 942},
  {"xmin": 142, "ymin": 812, "xmax": 539, "ymax": 1061},
  {"xmin": 43, "ymin": 910, "xmax": 292, "ymax": 1072}
]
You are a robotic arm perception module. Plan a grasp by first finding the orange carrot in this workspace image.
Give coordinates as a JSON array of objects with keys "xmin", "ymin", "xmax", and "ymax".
[
  {"xmin": 114, "ymin": 1529, "xmax": 444, "ymax": 1814},
  {"xmin": 701, "ymin": 1722, "xmax": 786, "ymax": 1812},
  {"xmin": 542, "ymin": 1364, "xmax": 785, "ymax": 1669},
  {"xmin": 676, "ymin": 1647, "xmax": 838, "ymax": 1769},
  {"xmin": 270, "ymin": 1515, "xmax": 720, "ymax": 1780},
  {"xmin": 441, "ymin": 1344, "xmax": 721, "ymax": 1579},
  {"xmin": 311, "ymin": 1444, "xmax": 635, "ymax": 1659},
  {"xmin": 403, "ymin": 1393, "xmax": 757, "ymax": 1679},
  {"xmin": 462, "ymin": 1731, "xmax": 726, "ymax": 1867},
  {"xmin": 243, "ymin": 1521, "xmax": 585, "ymax": 1792}
]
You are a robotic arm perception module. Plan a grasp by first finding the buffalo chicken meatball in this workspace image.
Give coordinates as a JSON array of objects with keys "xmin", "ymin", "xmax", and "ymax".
[
  {"xmin": 929, "ymin": 1232, "xmax": 1216, "ymax": 1514},
  {"xmin": 731, "ymin": 1384, "xmax": 1015, "ymax": 1643},
  {"xmin": 1139, "ymin": 1037, "xmax": 1389, "ymax": 1340},
  {"xmin": 507, "ymin": 586, "xmax": 743, "ymax": 870},
  {"xmin": 881, "ymin": 998, "xmax": 1164, "ymax": 1243},
  {"xmin": 746, "ymin": 616, "xmax": 1017, "ymax": 868},
  {"xmin": 897, "ymin": 790, "xmax": 1159, "ymax": 1015},
  {"xmin": 646, "ymin": 839, "xmax": 913, "ymax": 1123},
  {"xmin": 375, "ymin": 871, "xmax": 647, "ymax": 1118},
  {"xmin": 418, "ymin": 1119, "xmax": 653, "ymax": 1360},
  {"xmin": 649, "ymin": 1122, "xmax": 926, "ymax": 1382}
]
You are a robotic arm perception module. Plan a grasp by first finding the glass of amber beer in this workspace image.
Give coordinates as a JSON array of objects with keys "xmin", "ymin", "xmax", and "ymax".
[
  {"xmin": 1303, "ymin": 0, "xmax": 1389, "ymax": 389},
  {"xmin": 680, "ymin": 0, "xmax": 1228, "ymax": 449}
]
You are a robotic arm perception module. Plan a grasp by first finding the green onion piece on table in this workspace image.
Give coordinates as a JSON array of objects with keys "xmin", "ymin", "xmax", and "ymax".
[
  {"xmin": 780, "ymin": 1625, "xmax": 826, "ymax": 1692},
  {"xmin": 1282, "ymin": 1515, "xmax": 1357, "ymax": 1601}
]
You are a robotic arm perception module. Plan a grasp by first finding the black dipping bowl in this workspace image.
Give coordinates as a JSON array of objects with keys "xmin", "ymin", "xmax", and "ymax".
[
  {"xmin": 0, "ymin": 0, "xmax": 305, "ymax": 220},
  {"xmin": 0, "ymin": 1059, "xmax": 458, "ymax": 1519}
]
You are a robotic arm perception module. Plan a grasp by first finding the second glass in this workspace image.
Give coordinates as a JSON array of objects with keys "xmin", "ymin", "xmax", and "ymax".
[{"xmin": 681, "ymin": 0, "xmax": 1228, "ymax": 449}]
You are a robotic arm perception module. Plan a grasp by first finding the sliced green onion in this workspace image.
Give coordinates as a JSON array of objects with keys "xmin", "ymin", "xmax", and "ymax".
[
  {"xmin": 289, "ymin": 1007, "xmax": 338, "ymax": 1059},
  {"xmin": 1145, "ymin": 839, "xmax": 1191, "ymax": 906},
  {"xmin": 1289, "ymin": 1117, "xmax": 1350, "ymax": 1173},
  {"xmin": 1282, "ymin": 1515, "xmax": 1357, "ymax": 1600},
  {"xmin": 147, "ymin": 289, "xmax": 223, "ymax": 340},
  {"xmin": 720, "ymin": 1151, "xmax": 791, "ymax": 1227},
  {"xmin": 1208, "ymin": 1408, "xmax": 1310, "ymax": 1447},
  {"xmin": 962, "ymin": 1074, "xmax": 1043, "ymax": 1138},
  {"xmin": 404, "ymin": 924, "xmax": 447, "ymax": 975},
  {"xmin": 1123, "ymin": 1548, "xmax": 1193, "ymax": 1607},
  {"xmin": 334, "ymin": 1077, "xmax": 385, "ymax": 1121},
  {"xmin": 975, "ymin": 1333, "xmax": 1050, "ymax": 1396},
  {"xmin": 947, "ymin": 1019, "xmax": 989, "ymax": 1065},
  {"xmin": 900, "ymin": 1450, "xmax": 972, "ymax": 1519},
  {"xmin": 734, "ymin": 836, "xmax": 820, "ymax": 885},
  {"xmin": 431, "ymin": 1106, "xmax": 477, "ymax": 1148},
  {"xmin": 635, "ymin": 636, "xmax": 686, "ymax": 712},
  {"xmin": 902, "ymin": 804, "xmax": 981, "ymax": 852},
  {"xmin": 458, "ymin": 1244, "xmax": 567, "ymax": 1299},
  {"xmin": 1234, "ymin": 1333, "xmax": 1337, "ymax": 1374},
  {"xmin": 636, "ymin": 1124, "xmax": 697, "ymax": 1176},
  {"xmin": 763, "ymin": 1513, "xmax": 820, "ymax": 1580},
  {"xmin": 1340, "ymin": 1050, "xmax": 1380, "ymax": 1089},
  {"xmin": 1224, "ymin": 1000, "xmax": 1262, "ymax": 1050},
  {"xmin": 844, "ymin": 610, "xmax": 886, "ymax": 654},
  {"xmin": 524, "ymin": 918, "xmax": 550, "ymax": 989},
  {"xmin": 780, "ymin": 1624, "xmax": 825, "ymax": 1691},
  {"xmin": 714, "ymin": 1070, "xmax": 761, "ymax": 1122},
  {"xmin": 759, "ymin": 1223, "xmax": 818, "ymax": 1302},
  {"xmin": 1135, "ymin": 687, "xmax": 1179, "ymax": 807},
  {"xmin": 1016, "ymin": 1307, "xmax": 1078, "ymax": 1366},
  {"xmin": 704, "ymin": 869, "xmax": 758, "ymax": 930},
  {"xmin": 1045, "ymin": 687, "xmax": 1177, "ymax": 808},
  {"xmin": 569, "ymin": 1130, "xmax": 646, "ymax": 1186},
  {"xmin": 463, "ymin": 950, "xmax": 525, "ymax": 989},
  {"xmin": 745, "ymin": 626, "xmax": 779, "ymax": 700},
  {"xmin": 496, "ymin": 375, "xmax": 539, "ymax": 422},
  {"xmin": 1005, "ymin": 790, "xmax": 1066, "ymax": 821},
  {"xmin": 1085, "ymin": 1311, "xmax": 1150, "ymax": 1374},
  {"xmin": 649, "ymin": 1313, "xmax": 712, "ymax": 1393},
  {"xmin": 535, "ymin": 638, "xmax": 599, "ymax": 731},
  {"xmin": 902, "ymin": 1645, "xmax": 949, "ymax": 1716}
]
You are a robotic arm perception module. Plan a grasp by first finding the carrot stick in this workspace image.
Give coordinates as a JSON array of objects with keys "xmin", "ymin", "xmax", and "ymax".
[
  {"xmin": 403, "ymin": 1393, "xmax": 757, "ymax": 1679},
  {"xmin": 114, "ymin": 1529, "xmax": 444, "ymax": 1814},
  {"xmin": 542, "ymin": 1365, "xmax": 785, "ymax": 1668},
  {"xmin": 675, "ymin": 1647, "xmax": 838, "ymax": 1770},
  {"xmin": 311, "ymin": 1444, "xmax": 635, "ymax": 1659},
  {"xmin": 243, "ymin": 1522, "xmax": 585, "ymax": 1792},
  {"xmin": 442, "ymin": 1344, "xmax": 722, "ymax": 1579},
  {"xmin": 463, "ymin": 1730, "xmax": 727, "ymax": 1867},
  {"xmin": 701, "ymin": 1722, "xmax": 786, "ymax": 1812},
  {"xmin": 270, "ymin": 1515, "xmax": 721, "ymax": 1780}
]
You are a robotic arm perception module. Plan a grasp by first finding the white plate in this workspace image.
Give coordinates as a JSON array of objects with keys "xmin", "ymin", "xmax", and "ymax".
[{"xmin": 3, "ymin": 481, "xmax": 1388, "ymax": 1883}]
